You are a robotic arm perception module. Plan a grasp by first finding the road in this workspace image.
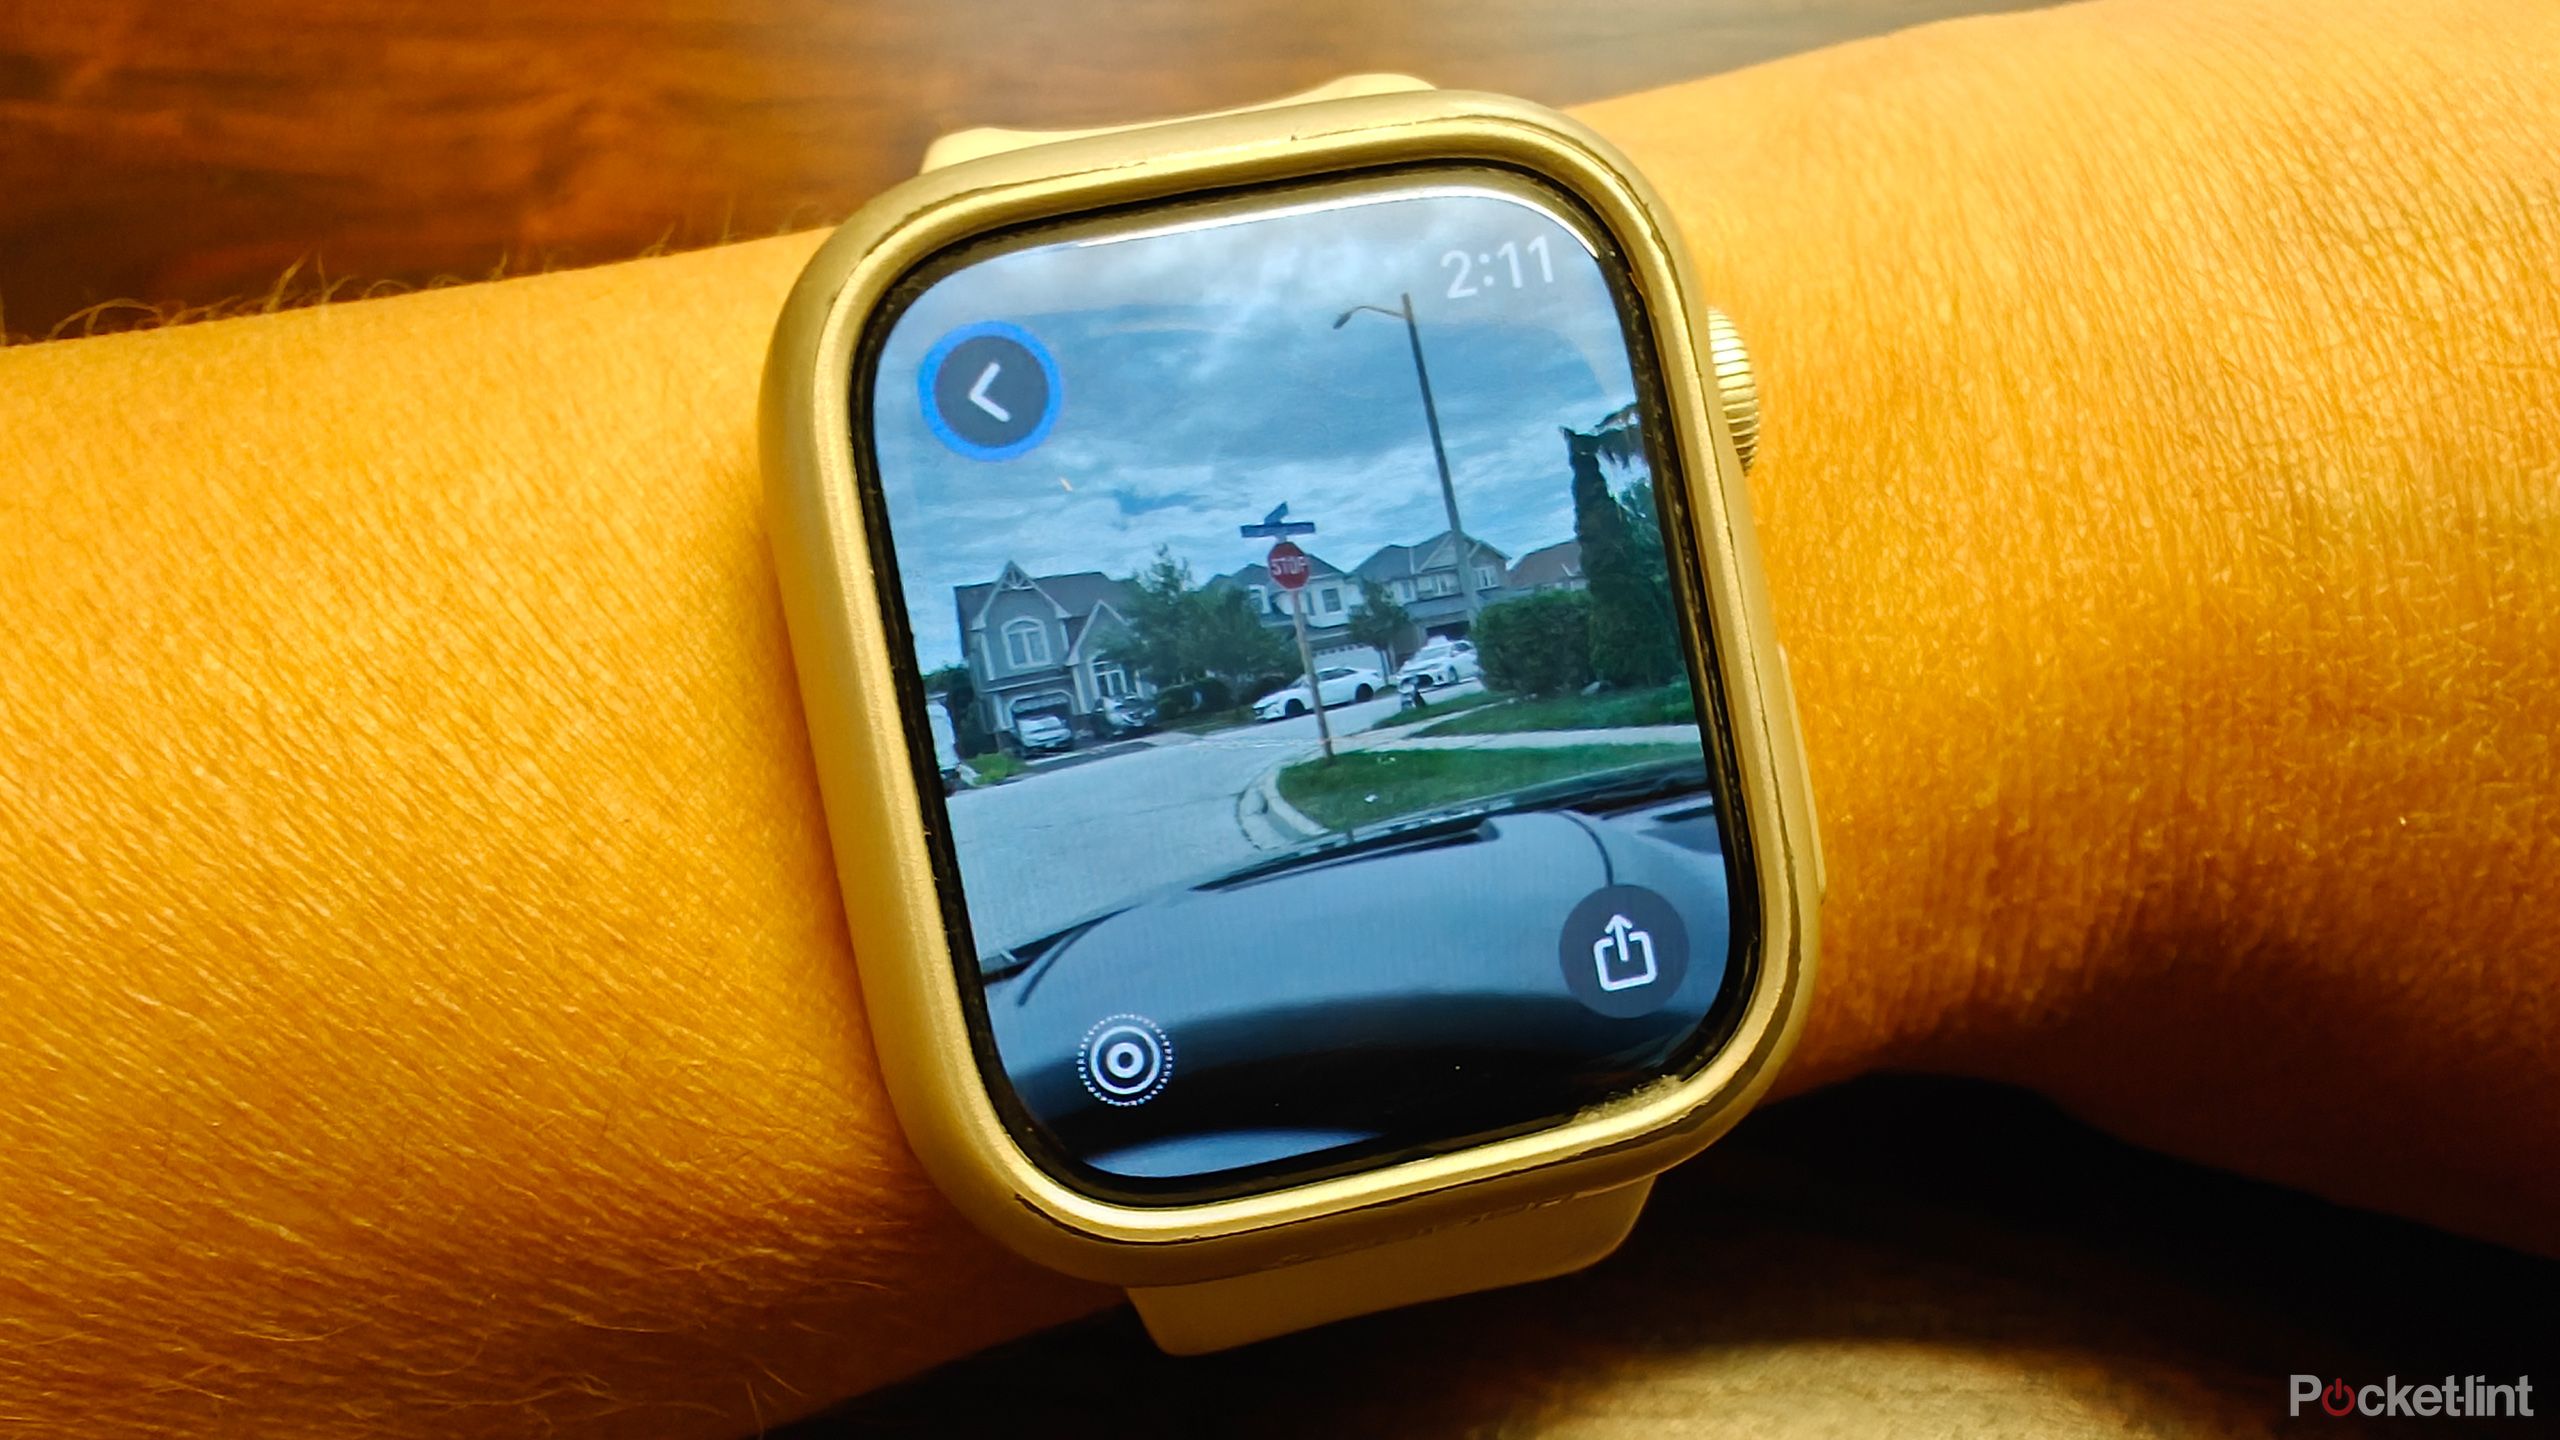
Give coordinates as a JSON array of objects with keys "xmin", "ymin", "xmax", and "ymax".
[{"xmin": 946, "ymin": 690, "xmax": 1414, "ymax": 952}]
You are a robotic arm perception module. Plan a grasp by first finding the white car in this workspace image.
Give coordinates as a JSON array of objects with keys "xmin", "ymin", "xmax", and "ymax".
[
  {"xmin": 929, "ymin": 702, "xmax": 965, "ymax": 792},
  {"xmin": 1252, "ymin": 665, "xmax": 1386, "ymax": 720},
  {"xmin": 1015, "ymin": 713, "xmax": 1076, "ymax": 754},
  {"xmin": 1395, "ymin": 639, "xmax": 1482, "ymax": 689}
]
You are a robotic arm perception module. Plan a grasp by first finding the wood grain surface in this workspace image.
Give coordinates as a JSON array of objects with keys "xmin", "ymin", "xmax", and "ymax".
[{"xmin": 0, "ymin": 0, "xmax": 2046, "ymax": 340}]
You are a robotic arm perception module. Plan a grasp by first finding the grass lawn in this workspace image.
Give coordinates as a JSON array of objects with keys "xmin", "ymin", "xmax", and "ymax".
[
  {"xmin": 1276, "ymin": 743, "xmax": 1697, "ymax": 832},
  {"xmin": 1367, "ymin": 690, "xmax": 1505, "ymax": 730},
  {"xmin": 964, "ymin": 752, "xmax": 1024, "ymax": 785},
  {"xmin": 1416, "ymin": 683, "xmax": 1696, "ymax": 738}
]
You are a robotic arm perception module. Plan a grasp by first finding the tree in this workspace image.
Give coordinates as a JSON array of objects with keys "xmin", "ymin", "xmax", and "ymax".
[
  {"xmin": 1593, "ymin": 402, "xmax": 1673, "ymax": 605},
  {"xmin": 1565, "ymin": 422, "xmax": 1679, "ymax": 688},
  {"xmin": 1122, "ymin": 545, "xmax": 1297, "ymax": 693},
  {"xmin": 1122, "ymin": 548, "xmax": 1198, "ymax": 689},
  {"xmin": 922, "ymin": 662, "xmax": 970, "ymax": 701},
  {"xmin": 922, "ymin": 661, "xmax": 991, "ymax": 756},
  {"xmin": 1190, "ymin": 585, "xmax": 1296, "ymax": 684},
  {"xmin": 1347, "ymin": 578, "xmax": 1413, "ymax": 667}
]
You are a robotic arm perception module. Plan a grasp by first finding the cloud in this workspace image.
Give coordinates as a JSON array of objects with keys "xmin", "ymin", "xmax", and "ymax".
[{"xmin": 870, "ymin": 178, "xmax": 1652, "ymax": 667}]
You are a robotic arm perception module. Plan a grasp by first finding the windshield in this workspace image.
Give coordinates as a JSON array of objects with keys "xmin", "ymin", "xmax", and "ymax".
[{"xmin": 864, "ymin": 166, "xmax": 1744, "ymax": 1200}]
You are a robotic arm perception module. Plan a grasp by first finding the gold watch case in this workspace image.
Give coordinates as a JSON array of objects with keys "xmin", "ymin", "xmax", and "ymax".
[{"xmin": 759, "ymin": 80, "xmax": 1823, "ymax": 1289}]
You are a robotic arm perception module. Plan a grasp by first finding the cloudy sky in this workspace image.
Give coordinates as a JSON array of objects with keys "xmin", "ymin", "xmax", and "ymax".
[{"xmin": 868, "ymin": 176, "xmax": 1648, "ymax": 669}]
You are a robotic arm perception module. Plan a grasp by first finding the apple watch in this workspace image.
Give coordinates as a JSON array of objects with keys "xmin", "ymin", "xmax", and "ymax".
[{"xmin": 760, "ymin": 75, "xmax": 1822, "ymax": 1354}]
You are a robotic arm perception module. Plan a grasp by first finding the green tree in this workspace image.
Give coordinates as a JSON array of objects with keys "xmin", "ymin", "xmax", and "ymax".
[
  {"xmin": 1565, "ymin": 423, "xmax": 1678, "ymax": 687},
  {"xmin": 1347, "ymin": 578, "xmax": 1413, "ymax": 667},
  {"xmin": 1591, "ymin": 402, "xmax": 1674, "ymax": 623},
  {"xmin": 1122, "ymin": 547, "xmax": 1198, "ymax": 688},
  {"xmin": 1191, "ymin": 585, "xmax": 1296, "ymax": 683},
  {"xmin": 1615, "ymin": 477, "xmax": 1669, "ymax": 592},
  {"xmin": 923, "ymin": 662, "xmax": 972, "ymax": 709},
  {"xmin": 1122, "ymin": 545, "xmax": 1296, "ymax": 691}
]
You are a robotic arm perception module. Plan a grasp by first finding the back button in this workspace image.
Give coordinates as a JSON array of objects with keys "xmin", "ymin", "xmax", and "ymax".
[{"xmin": 920, "ymin": 321, "xmax": 1060, "ymax": 461}]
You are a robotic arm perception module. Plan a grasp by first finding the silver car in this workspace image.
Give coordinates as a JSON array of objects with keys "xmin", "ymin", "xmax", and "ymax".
[{"xmin": 1015, "ymin": 712, "xmax": 1075, "ymax": 754}]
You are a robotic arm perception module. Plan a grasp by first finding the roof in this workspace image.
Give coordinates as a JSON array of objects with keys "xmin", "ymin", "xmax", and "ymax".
[
  {"xmin": 1506, "ymin": 539, "xmax": 1583, "ymax": 589},
  {"xmin": 1352, "ymin": 530, "xmax": 1510, "ymax": 582},
  {"xmin": 953, "ymin": 563, "xmax": 1133, "ymax": 651}
]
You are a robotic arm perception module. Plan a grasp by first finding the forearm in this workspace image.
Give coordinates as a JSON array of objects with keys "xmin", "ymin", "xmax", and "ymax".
[
  {"xmin": 0, "ymin": 229, "xmax": 1107, "ymax": 1430},
  {"xmin": 4, "ymin": 1, "xmax": 2555, "ymax": 1436},
  {"xmin": 1603, "ymin": 0, "xmax": 2560, "ymax": 1249}
]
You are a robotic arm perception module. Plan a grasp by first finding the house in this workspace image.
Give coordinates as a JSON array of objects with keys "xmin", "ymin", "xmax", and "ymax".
[
  {"xmin": 1505, "ymin": 539, "xmax": 1585, "ymax": 595},
  {"xmin": 1352, "ymin": 530, "xmax": 1511, "ymax": 643},
  {"xmin": 952, "ymin": 561, "xmax": 1154, "ymax": 739},
  {"xmin": 1207, "ymin": 550, "xmax": 1389, "ymax": 675}
]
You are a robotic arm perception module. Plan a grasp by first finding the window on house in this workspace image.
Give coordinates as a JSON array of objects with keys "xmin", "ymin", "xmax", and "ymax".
[
  {"xmin": 1093, "ymin": 660, "xmax": 1129, "ymax": 698},
  {"xmin": 1475, "ymin": 564, "xmax": 1498, "ymax": 591},
  {"xmin": 1318, "ymin": 586, "xmax": 1341, "ymax": 615},
  {"xmin": 1392, "ymin": 580, "xmax": 1413, "ymax": 602},
  {"xmin": 1003, "ymin": 617, "xmax": 1050, "ymax": 668},
  {"xmin": 1249, "ymin": 585, "xmax": 1267, "ymax": 613}
]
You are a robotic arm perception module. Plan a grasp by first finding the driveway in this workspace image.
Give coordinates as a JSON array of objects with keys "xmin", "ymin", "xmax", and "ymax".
[{"xmin": 946, "ymin": 690, "xmax": 1410, "ymax": 951}]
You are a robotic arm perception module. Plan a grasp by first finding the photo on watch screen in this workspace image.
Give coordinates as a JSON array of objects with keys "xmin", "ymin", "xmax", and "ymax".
[{"xmin": 860, "ymin": 167, "xmax": 1752, "ymax": 1198}]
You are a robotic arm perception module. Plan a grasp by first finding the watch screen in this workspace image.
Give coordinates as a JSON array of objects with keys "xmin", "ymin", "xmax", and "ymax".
[{"xmin": 856, "ymin": 167, "xmax": 1757, "ymax": 1201}]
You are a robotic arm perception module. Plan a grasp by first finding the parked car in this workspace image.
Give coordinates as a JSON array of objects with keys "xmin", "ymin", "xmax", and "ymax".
[
  {"xmin": 1015, "ymin": 712, "xmax": 1076, "ymax": 754},
  {"xmin": 1394, "ymin": 638, "xmax": 1481, "ymax": 689},
  {"xmin": 1252, "ymin": 665, "xmax": 1385, "ymax": 721},
  {"xmin": 1100, "ymin": 695, "xmax": 1158, "ymax": 736}
]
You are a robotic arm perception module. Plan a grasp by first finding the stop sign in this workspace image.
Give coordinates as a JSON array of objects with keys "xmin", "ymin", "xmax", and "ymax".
[{"xmin": 1266, "ymin": 540, "xmax": 1312, "ymax": 591}]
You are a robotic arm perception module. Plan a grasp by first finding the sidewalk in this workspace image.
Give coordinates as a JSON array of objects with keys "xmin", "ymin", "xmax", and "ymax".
[{"xmin": 1341, "ymin": 722, "xmax": 1703, "ymax": 754}]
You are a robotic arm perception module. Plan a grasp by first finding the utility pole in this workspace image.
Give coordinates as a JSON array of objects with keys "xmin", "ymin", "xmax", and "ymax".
[
  {"xmin": 1336, "ymin": 292, "xmax": 1481, "ymax": 623},
  {"xmin": 1288, "ymin": 583, "xmax": 1333, "ymax": 761}
]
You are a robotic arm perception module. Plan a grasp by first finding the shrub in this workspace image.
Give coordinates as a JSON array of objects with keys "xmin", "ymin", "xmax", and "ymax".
[
  {"xmin": 1153, "ymin": 676, "xmax": 1235, "ymax": 722},
  {"xmin": 1474, "ymin": 592, "xmax": 1596, "ymax": 697}
]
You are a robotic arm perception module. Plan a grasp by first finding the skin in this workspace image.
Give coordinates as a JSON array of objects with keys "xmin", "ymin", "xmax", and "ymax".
[{"xmin": 1, "ymin": 0, "xmax": 2554, "ymax": 1434}]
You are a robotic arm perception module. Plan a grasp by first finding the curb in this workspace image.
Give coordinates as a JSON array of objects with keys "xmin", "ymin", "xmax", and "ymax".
[{"xmin": 1235, "ymin": 755, "xmax": 1331, "ymax": 851}]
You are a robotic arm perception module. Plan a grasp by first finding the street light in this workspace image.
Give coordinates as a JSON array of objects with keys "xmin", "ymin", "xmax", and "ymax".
[{"xmin": 1333, "ymin": 292, "xmax": 1482, "ymax": 624}]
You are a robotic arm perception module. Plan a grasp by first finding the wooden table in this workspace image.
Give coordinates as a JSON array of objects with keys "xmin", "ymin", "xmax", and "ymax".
[{"xmin": 4, "ymin": 0, "xmax": 2039, "ymax": 340}]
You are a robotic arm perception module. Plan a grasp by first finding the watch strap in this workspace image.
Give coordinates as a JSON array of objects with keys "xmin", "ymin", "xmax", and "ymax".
[
  {"xmin": 921, "ymin": 73, "xmax": 1435, "ymax": 172},
  {"xmin": 1128, "ymin": 1179, "xmax": 1652, "ymax": 1354}
]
